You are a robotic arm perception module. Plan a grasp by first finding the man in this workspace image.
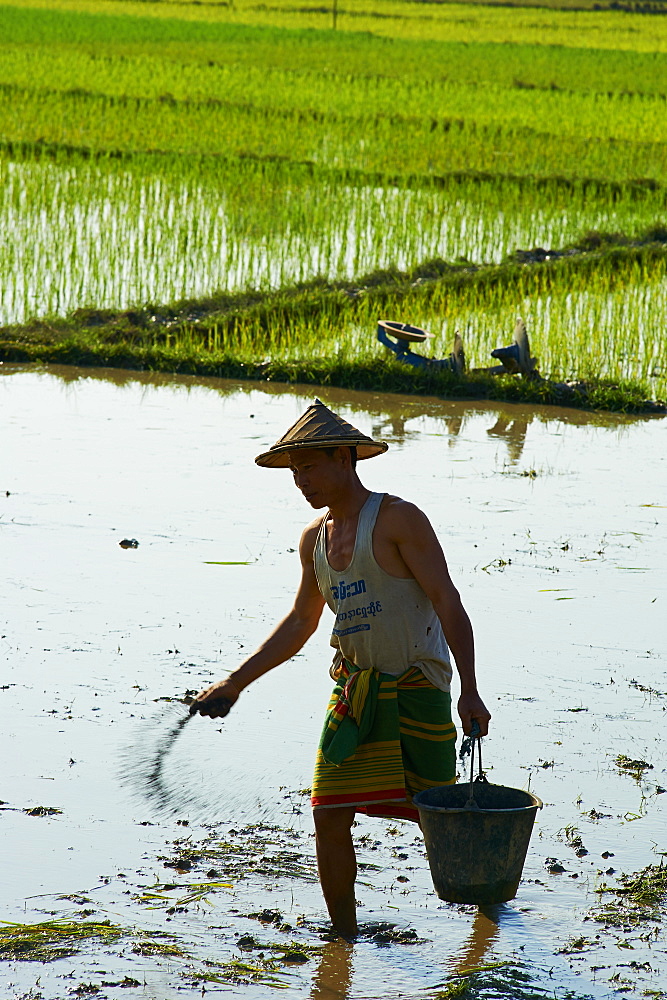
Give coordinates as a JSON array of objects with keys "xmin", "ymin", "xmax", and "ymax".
[{"xmin": 192, "ymin": 399, "xmax": 491, "ymax": 939}]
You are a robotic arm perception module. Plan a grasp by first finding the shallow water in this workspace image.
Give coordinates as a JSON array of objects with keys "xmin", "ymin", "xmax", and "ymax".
[{"xmin": 1, "ymin": 364, "xmax": 666, "ymax": 999}]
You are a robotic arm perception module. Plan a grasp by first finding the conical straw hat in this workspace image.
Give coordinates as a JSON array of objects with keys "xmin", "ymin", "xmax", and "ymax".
[{"xmin": 255, "ymin": 399, "xmax": 388, "ymax": 468}]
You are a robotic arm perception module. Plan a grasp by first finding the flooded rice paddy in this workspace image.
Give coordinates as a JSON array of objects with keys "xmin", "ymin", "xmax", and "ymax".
[
  {"xmin": 1, "ymin": 364, "xmax": 666, "ymax": 1000},
  {"xmin": 2, "ymin": 158, "xmax": 665, "ymax": 327}
]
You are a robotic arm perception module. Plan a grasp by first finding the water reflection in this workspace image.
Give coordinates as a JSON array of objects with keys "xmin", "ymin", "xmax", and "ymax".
[
  {"xmin": 371, "ymin": 406, "xmax": 530, "ymax": 462},
  {"xmin": 309, "ymin": 907, "xmax": 500, "ymax": 999},
  {"xmin": 371, "ymin": 411, "xmax": 467, "ymax": 449},
  {"xmin": 452, "ymin": 905, "xmax": 502, "ymax": 973},
  {"xmin": 486, "ymin": 413, "xmax": 531, "ymax": 465},
  {"xmin": 2, "ymin": 360, "xmax": 652, "ymax": 480},
  {"xmin": 310, "ymin": 939, "xmax": 354, "ymax": 1000},
  {"xmin": 0, "ymin": 361, "xmax": 650, "ymax": 424},
  {"xmin": 0, "ymin": 361, "xmax": 548, "ymax": 464}
]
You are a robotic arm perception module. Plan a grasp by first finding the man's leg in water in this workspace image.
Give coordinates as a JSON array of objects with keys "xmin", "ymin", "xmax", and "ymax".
[{"xmin": 313, "ymin": 805, "xmax": 357, "ymax": 939}]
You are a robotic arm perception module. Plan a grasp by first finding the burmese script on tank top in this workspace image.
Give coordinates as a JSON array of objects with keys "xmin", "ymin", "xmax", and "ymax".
[{"xmin": 313, "ymin": 492, "xmax": 452, "ymax": 692}]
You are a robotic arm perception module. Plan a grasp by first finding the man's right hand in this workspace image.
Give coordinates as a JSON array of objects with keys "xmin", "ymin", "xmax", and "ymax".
[{"xmin": 189, "ymin": 678, "xmax": 240, "ymax": 719}]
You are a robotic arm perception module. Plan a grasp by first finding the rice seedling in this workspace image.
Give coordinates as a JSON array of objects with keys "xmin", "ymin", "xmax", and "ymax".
[
  {"xmin": 1, "ymin": 154, "xmax": 667, "ymax": 330},
  {"xmin": 7, "ymin": 233, "xmax": 664, "ymax": 397}
]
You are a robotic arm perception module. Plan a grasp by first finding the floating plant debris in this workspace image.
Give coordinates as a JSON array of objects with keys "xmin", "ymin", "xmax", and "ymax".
[
  {"xmin": 157, "ymin": 827, "xmax": 319, "ymax": 885},
  {"xmin": 204, "ymin": 560, "xmax": 253, "ymax": 565},
  {"xmin": 630, "ymin": 679, "xmax": 666, "ymax": 697},
  {"xmin": 615, "ymin": 755, "xmax": 654, "ymax": 777},
  {"xmin": 186, "ymin": 956, "xmax": 293, "ymax": 988},
  {"xmin": 591, "ymin": 863, "xmax": 667, "ymax": 929},
  {"xmin": 0, "ymin": 919, "xmax": 123, "ymax": 962},
  {"xmin": 132, "ymin": 936, "xmax": 186, "ymax": 958},
  {"xmin": 23, "ymin": 806, "xmax": 62, "ymax": 817},
  {"xmin": 558, "ymin": 936, "xmax": 595, "ymax": 954},
  {"xmin": 235, "ymin": 935, "xmax": 320, "ymax": 962}
]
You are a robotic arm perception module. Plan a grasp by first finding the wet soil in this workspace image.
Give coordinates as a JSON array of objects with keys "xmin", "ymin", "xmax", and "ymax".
[{"xmin": 1, "ymin": 364, "xmax": 665, "ymax": 999}]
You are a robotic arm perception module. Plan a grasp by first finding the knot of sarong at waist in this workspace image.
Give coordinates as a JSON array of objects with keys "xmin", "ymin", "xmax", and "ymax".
[
  {"xmin": 334, "ymin": 660, "xmax": 373, "ymax": 724},
  {"xmin": 319, "ymin": 660, "xmax": 379, "ymax": 766},
  {"xmin": 321, "ymin": 660, "xmax": 429, "ymax": 767}
]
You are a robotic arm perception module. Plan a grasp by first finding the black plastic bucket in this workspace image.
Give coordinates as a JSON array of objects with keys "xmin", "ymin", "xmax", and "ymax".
[{"xmin": 413, "ymin": 782, "xmax": 542, "ymax": 905}]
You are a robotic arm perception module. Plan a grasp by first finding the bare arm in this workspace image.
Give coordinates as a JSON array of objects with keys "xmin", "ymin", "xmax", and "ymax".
[
  {"xmin": 193, "ymin": 520, "xmax": 326, "ymax": 718},
  {"xmin": 385, "ymin": 500, "xmax": 491, "ymax": 736}
]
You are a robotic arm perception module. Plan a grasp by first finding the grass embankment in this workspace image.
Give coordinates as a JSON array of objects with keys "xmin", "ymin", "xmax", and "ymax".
[{"xmin": 2, "ymin": 232, "xmax": 664, "ymax": 412}]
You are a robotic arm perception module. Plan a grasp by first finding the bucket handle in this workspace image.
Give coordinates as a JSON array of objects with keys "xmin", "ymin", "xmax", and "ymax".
[{"xmin": 459, "ymin": 720, "xmax": 487, "ymax": 810}]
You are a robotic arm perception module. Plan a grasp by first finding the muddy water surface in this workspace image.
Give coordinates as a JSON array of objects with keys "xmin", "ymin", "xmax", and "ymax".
[{"xmin": 1, "ymin": 365, "xmax": 666, "ymax": 1000}]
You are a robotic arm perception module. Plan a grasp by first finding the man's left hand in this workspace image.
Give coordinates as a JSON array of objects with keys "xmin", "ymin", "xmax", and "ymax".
[{"xmin": 457, "ymin": 691, "xmax": 491, "ymax": 737}]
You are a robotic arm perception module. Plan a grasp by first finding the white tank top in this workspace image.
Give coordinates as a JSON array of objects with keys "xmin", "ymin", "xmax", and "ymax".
[{"xmin": 313, "ymin": 492, "xmax": 452, "ymax": 692}]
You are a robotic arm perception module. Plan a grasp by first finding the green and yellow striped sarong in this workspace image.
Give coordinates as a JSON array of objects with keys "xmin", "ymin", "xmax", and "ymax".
[{"xmin": 311, "ymin": 660, "xmax": 456, "ymax": 822}]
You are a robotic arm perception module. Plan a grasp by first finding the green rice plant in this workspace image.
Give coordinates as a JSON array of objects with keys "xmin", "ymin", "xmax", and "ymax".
[
  {"xmin": 2, "ymin": 80, "xmax": 667, "ymax": 182},
  {"xmin": 3, "ymin": 4, "xmax": 667, "ymax": 186},
  {"xmin": 2, "ymin": 153, "xmax": 667, "ymax": 328},
  {"xmin": 7, "ymin": 0, "xmax": 667, "ymax": 53},
  {"xmin": 5, "ymin": 9, "xmax": 667, "ymax": 95},
  {"xmin": 3, "ymin": 41, "xmax": 667, "ymax": 141}
]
